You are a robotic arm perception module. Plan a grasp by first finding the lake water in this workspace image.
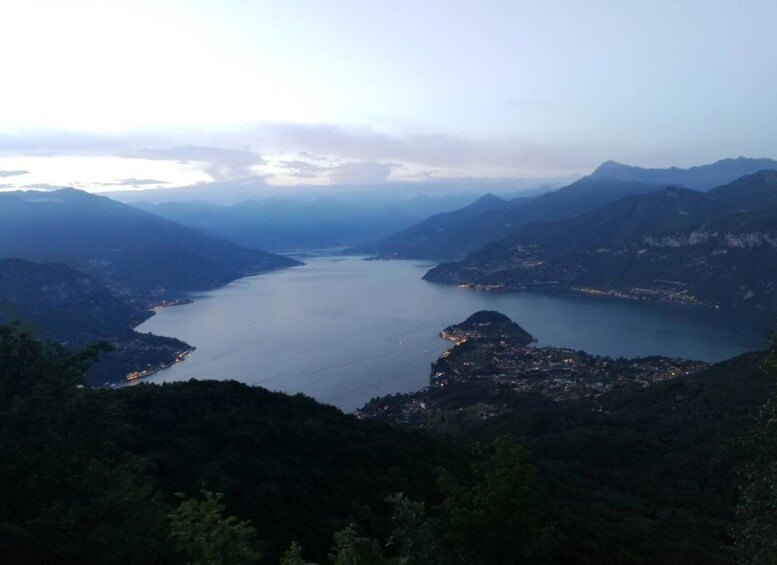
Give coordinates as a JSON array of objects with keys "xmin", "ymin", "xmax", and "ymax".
[{"xmin": 136, "ymin": 256, "xmax": 770, "ymax": 410}]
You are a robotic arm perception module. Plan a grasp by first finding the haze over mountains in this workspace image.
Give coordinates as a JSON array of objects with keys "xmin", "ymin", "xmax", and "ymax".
[
  {"xmin": 105, "ymin": 181, "xmax": 521, "ymax": 253},
  {"xmin": 133, "ymin": 196, "xmax": 464, "ymax": 253},
  {"xmin": 354, "ymin": 157, "xmax": 777, "ymax": 260},
  {"xmin": 0, "ymin": 188, "xmax": 301, "ymax": 295}
]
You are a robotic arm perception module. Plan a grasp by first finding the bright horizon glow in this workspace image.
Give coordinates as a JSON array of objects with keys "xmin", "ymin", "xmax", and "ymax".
[{"xmin": 1, "ymin": 0, "xmax": 776, "ymax": 191}]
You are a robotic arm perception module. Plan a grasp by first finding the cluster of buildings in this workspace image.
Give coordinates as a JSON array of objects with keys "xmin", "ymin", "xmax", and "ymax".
[{"xmin": 359, "ymin": 325, "xmax": 707, "ymax": 424}]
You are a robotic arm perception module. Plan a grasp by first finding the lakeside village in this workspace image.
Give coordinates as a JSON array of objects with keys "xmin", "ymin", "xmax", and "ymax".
[
  {"xmin": 125, "ymin": 348, "xmax": 192, "ymax": 382},
  {"xmin": 358, "ymin": 310, "xmax": 708, "ymax": 425},
  {"xmin": 456, "ymin": 282, "xmax": 703, "ymax": 305}
]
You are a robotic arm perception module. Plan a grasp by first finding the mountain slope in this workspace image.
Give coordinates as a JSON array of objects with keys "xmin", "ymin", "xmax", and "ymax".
[
  {"xmin": 346, "ymin": 193, "xmax": 511, "ymax": 258},
  {"xmin": 0, "ymin": 188, "xmax": 302, "ymax": 295},
  {"xmin": 0, "ymin": 258, "xmax": 144, "ymax": 339},
  {"xmin": 425, "ymin": 171, "xmax": 777, "ymax": 307},
  {"xmin": 355, "ymin": 177, "xmax": 664, "ymax": 260},
  {"xmin": 0, "ymin": 258, "xmax": 190, "ymax": 383}
]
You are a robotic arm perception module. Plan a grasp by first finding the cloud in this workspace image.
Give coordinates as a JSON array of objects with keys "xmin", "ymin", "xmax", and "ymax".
[
  {"xmin": 277, "ymin": 159, "xmax": 329, "ymax": 178},
  {"xmin": 120, "ymin": 145, "xmax": 265, "ymax": 181},
  {"xmin": 297, "ymin": 151, "xmax": 331, "ymax": 162},
  {"xmin": 255, "ymin": 123, "xmax": 602, "ymax": 175},
  {"xmin": 0, "ymin": 124, "xmax": 606, "ymax": 180},
  {"xmin": 327, "ymin": 161, "xmax": 399, "ymax": 184},
  {"xmin": 0, "ymin": 170, "xmax": 29, "ymax": 177},
  {"xmin": 102, "ymin": 177, "xmax": 171, "ymax": 187},
  {"xmin": 277, "ymin": 158, "xmax": 400, "ymax": 184},
  {"xmin": 21, "ymin": 183, "xmax": 65, "ymax": 191}
]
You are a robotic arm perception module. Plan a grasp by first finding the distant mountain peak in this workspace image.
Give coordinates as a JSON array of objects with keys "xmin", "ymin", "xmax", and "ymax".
[
  {"xmin": 588, "ymin": 157, "xmax": 777, "ymax": 191},
  {"xmin": 472, "ymin": 192, "xmax": 506, "ymax": 206},
  {"xmin": 592, "ymin": 160, "xmax": 630, "ymax": 175}
]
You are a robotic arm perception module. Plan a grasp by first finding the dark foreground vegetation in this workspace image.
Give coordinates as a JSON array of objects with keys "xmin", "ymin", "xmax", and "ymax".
[{"xmin": 0, "ymin": 322, "xmax": 775, "ymax": 564}]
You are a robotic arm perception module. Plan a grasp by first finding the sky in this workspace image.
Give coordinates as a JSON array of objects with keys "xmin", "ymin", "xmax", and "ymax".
[{"xmin": 0, "ymin": 0, "xmax": 775, "ymax": 193}]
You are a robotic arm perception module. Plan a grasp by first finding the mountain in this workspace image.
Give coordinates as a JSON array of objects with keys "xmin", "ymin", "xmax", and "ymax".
[
  {"xmin": 0, "ymin": 258, "xmax": 145, "ymax": 339},
  {"xmin": 354, "ymin": 177, "xmax": 666, "ymax": 260},
  {"xmin": 425, "ymin": 171, "xmax": 777, "ymax": 308},
  {"xmin": 0, "ymin": 188, "xmax": 301, "ymax": 296},
  {"xmin": 134, "ymin": 197, "xmax": 423, "ymax": 252},
  {"xmin": 354, "ymin": 158, "xmax": 777, "ymax": 261},
  {"xmin": 706, "ymin": 168, "xmax": 777, "ymax": 210},
  {"xmin": 0, "ymin": 258, "xmax": 190, "ymax": 384},
  {"xmin": 346, "ymin": 193, "xmax": 512, "ymax": 258},
  {"xmin": 590, "ymin": 156, "xmax": 777, "ymax": 190}
]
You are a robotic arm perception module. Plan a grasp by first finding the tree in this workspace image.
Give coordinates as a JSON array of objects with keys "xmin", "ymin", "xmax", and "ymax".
[
  {"xmin": 435, "ymin": 437, "xmax": 555, "ymax": 564},
  {"xmin": 280, "ymin": 542, "xmax": 316, "ymax": 565},
  {"xmin": 169, "ymin": 490, "xmax": 262, "ymax": 565},
  {"xmin": 0, "ymin": 323, "xmax": 171, "ymax": 564},
  {"xmin": 327, "ymin": 525, "xmax": 399, "ymax": 565}
]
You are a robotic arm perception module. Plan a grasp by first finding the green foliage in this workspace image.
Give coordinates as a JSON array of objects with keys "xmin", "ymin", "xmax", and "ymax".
[
  {"xmin": 385, "ymin": 494, "xmax": 432, "ymax": 564},
  {"xmin": 169, "ymin": 490, "xmax": 261, "ymax": 565},
  {"xmin": 0, "ymin": 324, "xmax": 172, "ymax": 564},
  {"xmin": 117, "ymin": 380, "xmax": 460, "ymax": 562},
  {"xmin": 4, "ymin": 321, "xmax": 774, "ymax": 565},
  {"xmin": 434, "ymin": 438, "xmax": 555, "ymax": 565},
  {"xmin": 734, "ymin": 339, "xmax": 777, "ymax": 563},
  {"xmin": 382, "ymin": 440, "xmax": 555, "ymax": 565},
  {"xmin": 327, "ymin": 525, "xmax": 398, "ymax": 565},
  {"xmin": 280, "ymin": 542, "xmax": 316, "ymax": 565},
  {"xmin": 0, "ymin": 324, "xmax": 461, "ymax": 563}
]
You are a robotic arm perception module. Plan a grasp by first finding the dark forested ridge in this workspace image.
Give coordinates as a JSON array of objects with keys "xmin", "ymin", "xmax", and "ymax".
[
  {"xmin": 0, "ymin": 188, "xmax": 301, "ymax": 296},
  {"xmin": 0, "ymin": 325, "xmax": 466, "ymax": 564},
  {"xmin": 1, "ymin": 318, "xmax": 775, "ymax": 564},
  {"xmin": 426, "ymin": 171, "xmax": 777, "ymax": 308}
]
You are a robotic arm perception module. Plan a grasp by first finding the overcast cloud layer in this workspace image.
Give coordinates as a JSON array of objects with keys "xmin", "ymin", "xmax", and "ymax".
[{"xmin": 0, "ymin": 0, "xmax": 775, "ymax": 192}]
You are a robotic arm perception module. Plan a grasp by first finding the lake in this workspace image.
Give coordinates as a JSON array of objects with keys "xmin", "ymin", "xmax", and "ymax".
[{"xmin": 136, "ymin": 256, "xmax": 769, "ymax": 410}]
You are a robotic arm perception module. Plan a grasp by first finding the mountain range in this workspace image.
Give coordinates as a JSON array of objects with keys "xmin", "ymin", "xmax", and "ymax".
[
  {"xmin": 425, "ymin": 170, "xmax": 777, "ymax": 308},
  {"xmin": 356, "ymin": 157, "xmax": 777, "ymax": 261},
  {"xmin": 134, "ymin": 197, "xmax": 425, "ymax": 252},
  {"xmin": 588, "ymin": 156, "xmax": 777, "ymax": 190}
]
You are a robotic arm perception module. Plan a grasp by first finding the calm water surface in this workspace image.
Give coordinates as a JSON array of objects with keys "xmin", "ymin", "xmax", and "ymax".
[{"xmin": 137, "ymin": 256, "xmax": 769, "ymax": 410}]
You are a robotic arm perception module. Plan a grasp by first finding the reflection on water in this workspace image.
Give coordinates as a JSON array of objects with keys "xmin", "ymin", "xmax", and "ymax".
[{"xmin": 137, "ymin": 256, "xmax": 769, "ymax": 410}]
